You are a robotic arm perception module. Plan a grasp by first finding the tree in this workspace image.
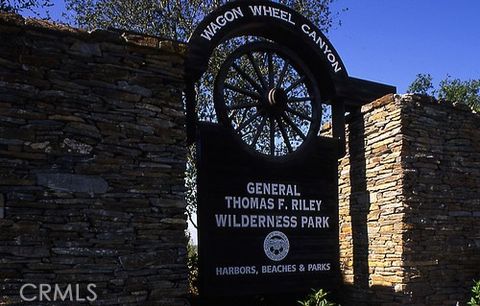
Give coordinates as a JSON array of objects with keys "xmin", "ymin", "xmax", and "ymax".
[
  {"xmin": 408, "ymin": 73, "xmax": 434, "ymax": 96},
  {"xmin": 438, "ymin": 78, "xmax": 480, "ymax": 112},
  {"xmin": 0, "ymin": 0, "xmax": 52, "ymax": 17},
  {"xmin": 65, "ymin": 0, "xmax": 345, "ymax": 231},
  {"xmin": 65, "ymin": 0, "xmax": 342, "ymax": 40},
  {"xmin": 408, "ymin": 73, "xmax": 480, "ymax": 112}
]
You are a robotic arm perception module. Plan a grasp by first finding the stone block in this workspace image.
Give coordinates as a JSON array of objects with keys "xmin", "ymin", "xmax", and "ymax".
[
  {"xmin": 36, "ymin": 173, "xmax": 108, "ymax": 193},
  {"xmin": 69, "ymin": 41, "xmax": 102, "ymax": 56}
]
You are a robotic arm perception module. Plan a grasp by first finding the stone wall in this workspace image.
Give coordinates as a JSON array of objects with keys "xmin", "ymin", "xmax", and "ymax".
[
  {"xmin": 339, "ymin": 94, "xmax": 480, "ymax": 305},
  {"xmin": 0, "ymin": 13, "xmax": 188, "ymax": 305},
  {"xmin": 401, "ymin": 95, "xmax": 480, "ymax": 306}
]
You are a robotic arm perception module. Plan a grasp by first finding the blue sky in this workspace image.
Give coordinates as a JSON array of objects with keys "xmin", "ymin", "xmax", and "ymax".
[
  {"xmin": 329, "ymin": 0, "xmax": 480, "ymax": 93},
  {"xmin": 24, "ymin": 0, "xmax": 479, "ymax": 93}
]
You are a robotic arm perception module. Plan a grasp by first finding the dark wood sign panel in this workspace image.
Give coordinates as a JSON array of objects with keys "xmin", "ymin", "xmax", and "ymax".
[
  {"xmin": 197, "ymin": 123, "xmax": 340, "ymax": 297},
  {"xmin": 187, "ymin": 0, "xmax": 395, "ymax": 302}
]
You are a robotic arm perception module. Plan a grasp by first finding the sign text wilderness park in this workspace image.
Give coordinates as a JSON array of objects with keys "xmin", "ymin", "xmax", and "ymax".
[
  {"xmin": 215, "ymin": 182, "xmax": 331, "ymax": 277},
  {"xmin": 199, "ymin": 5, "xmax": 343, "ymax": 73},
  {"xmin": 216, "ymin": 182, "xmax": 329, "ymax": 230}
]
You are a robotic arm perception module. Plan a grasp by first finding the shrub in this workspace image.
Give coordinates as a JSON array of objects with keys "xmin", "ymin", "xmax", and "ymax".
[
  {"xmin": 298, "ymin": 289, "xmax": 338, "ymax": 306},
  {"xmin": 187, "ymin": 240, "xmax": 199, "ymax": 295},
  {"xmin": 468, "ymin": 280, "xmax": 480, "ymax": 306}
]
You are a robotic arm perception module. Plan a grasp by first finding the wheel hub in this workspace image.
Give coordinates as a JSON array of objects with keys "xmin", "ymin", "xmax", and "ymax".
[
  {"xmin": 264, "ymin": 87, "xmax": 288, "ymax": 116},
  {"xmin": 267, "ymin": 88, "xmax": 288, "ymax": 106}
]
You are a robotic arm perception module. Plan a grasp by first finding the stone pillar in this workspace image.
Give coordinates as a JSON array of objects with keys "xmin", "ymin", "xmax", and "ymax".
[
  {"xmin": 339, "ymin": 94, "xmax": 480, "ymax": 305},
  {"xmin": 339, "ymin": 95, "xmax": 406, "ymax": 305}
]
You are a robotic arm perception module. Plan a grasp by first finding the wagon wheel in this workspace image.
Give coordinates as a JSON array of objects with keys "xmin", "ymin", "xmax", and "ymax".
[{"xmin": 214, "ymin": 41, "xmax": 322, "ymax": 157}]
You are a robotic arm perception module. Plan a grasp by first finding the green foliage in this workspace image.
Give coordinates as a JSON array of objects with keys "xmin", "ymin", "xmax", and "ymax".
[
  {"xmin": 64, "ymin": 0, "xmax": 343, "ymax": 40},
  {"xmin": 408, "ymin": 73, "xmax": 434, "ymax": 96},
  {"xmin": 185, "ymin": 145, "xmax": 197, "ymax": 229},
  {"xmin": 65, "ymin": 0, "xmax": 203, "ymax": 40},
  {"xmin": 468, "ymin": 280, "xmax": 480, "ymax": 306},
  {"xmin": 298, "ymin": 289, "xmax": 338, "ymax": 306},
  {"xmin": 186, "ymin": 235, "xmax": 199, "ymax": 295},
  {"xmin": 438, "ymin": 77, "xmax": 480, "ymax": 112},
  {"xmin": 0, "ymin": 0, "xmax": 52, "ymax": 16},
  {"xmin": 408, "ymin": 73, "xmax": 480, "ymax": 112}
]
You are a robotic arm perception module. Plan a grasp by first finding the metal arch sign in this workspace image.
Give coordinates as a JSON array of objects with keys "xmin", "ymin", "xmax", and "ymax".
[
  {"xmin": 185, "ymin": 0, "xmax": 394, "ymax": 144},
  {"xmin": 186, "ymin": 0, "xmax": 396, "ymax": 303},
  {"xmin": 187, "ymin": 0, "xmax": 347, "ymax": 79},
  {"xmin": 186, "ymin": 0, "xmax": 348, "ymax": 88}
]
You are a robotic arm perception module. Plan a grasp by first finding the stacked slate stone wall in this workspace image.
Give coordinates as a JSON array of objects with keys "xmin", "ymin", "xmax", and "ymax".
[
  {"xmin": 0, "ymin": 13, "xmax": 188, "ymax": 305},
  {"xmin": 339, "ymin": 94, "xmax": 480, "ymax": 306},
  {"xmin": 401, "ymin": 95, "xmax": 480, "ymax": 306},
  {"xmin": 338, "ymin": 94, "xmax": 406, "ymax": 305}
]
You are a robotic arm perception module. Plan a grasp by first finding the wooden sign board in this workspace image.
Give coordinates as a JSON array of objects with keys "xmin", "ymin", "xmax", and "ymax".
[{"xmin": 197, "ymin": 123, "xmax": 340, "ymax": 298}]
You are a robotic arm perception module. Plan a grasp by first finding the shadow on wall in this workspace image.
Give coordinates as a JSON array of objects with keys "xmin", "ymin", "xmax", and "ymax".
[
  {"xmin": 338, "ymin": 109, "xmax": 411, "ymax": 306},
  {"xmin": 348, "ymin": 109, "xmax": 370, "ymax": 304}
]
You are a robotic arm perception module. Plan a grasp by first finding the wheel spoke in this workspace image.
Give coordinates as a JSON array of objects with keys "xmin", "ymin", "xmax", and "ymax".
[
  {"xmin": 247, "ymin": 52, "xmax": 268, "ymax": 89},
  {"xmin": 269, "ymin": 116, "xmax": 275, "ymax": 156},
  {"xmin": 251, "ymin": 115, "xmax": 267, "ymax": 147},
  {"xmin": 267, "ymin": 52, "xmax": 274, "ymax": 88},
  {"xmin": 277, "ymin": 60, "xmax": 289, "ymax": 88},
  {"xmin": 284, "ymin": 75, "xmax": 306, "ymax": 93},
  {"xmin": 282, "ymin": 113, "xmax": 306, "ymax": 141},
  {"xmin": 218, "ymin": 42, "xmax": 316, "ymax": 157},
  {"xmin": 286, "ymin": 106, "xmax": 313, "ymax": 121},
  {"xmin": 288, "ymin": 96, "xmax": 312, "ymax": 103},
  {"xmin": 235, "ymin": 112, "xmax": 261, "ymax": 132},
  {"xmin": 225, "ymin": 83, "xmax": 261, "ymax": 100},
  {"xmin": 232, "ymin": 63, "xmax": 263, "ymax": 93},
  {"xmin": 277, "ymin": 117, "xmax": 293, "ymax": 153}
]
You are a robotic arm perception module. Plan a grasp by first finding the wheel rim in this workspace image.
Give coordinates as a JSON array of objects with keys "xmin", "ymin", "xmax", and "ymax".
[{"xmin": 214, "ymin": 41, "xmax": 321, "ymax": 157}]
